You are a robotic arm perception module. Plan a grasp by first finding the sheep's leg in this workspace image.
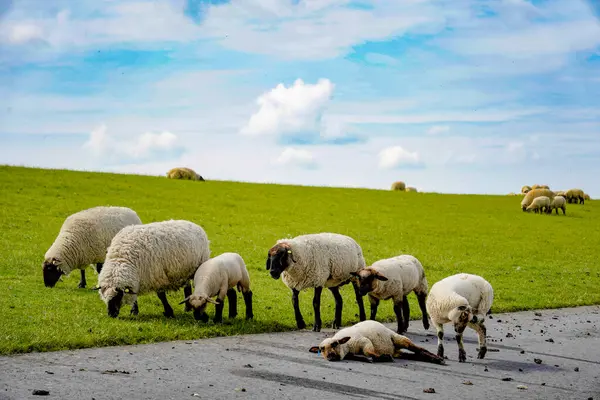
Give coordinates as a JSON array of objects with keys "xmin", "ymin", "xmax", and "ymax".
[
  {"xmin": 227, "ymin": 288, "xmax": 238, "ymax": 319},
  {"xmin": 242, "ymin": 290, "xmax": 254, "ymax": 320},
  {"xmin": 391, "ymin": 334, "xmax": 445, "ymax": 365},
  {"xmin": 434, "ymin": 322, "xmax": 444, "ymax": 358},
  {"xmin": 368, "ymin": 294, "xmax": 379, "ymax": 320},
  {"xmin": 416, "ymin": 292, "xmax": 430, "ymax": 330},
  {"xmin": 78, "ymin": 269, "xmax": 87, "ymax": 289},
  {"xmin": 455, "ymin": 323, "xmax": 467, "ymax": 362},
  {"xmin": 213, "ymin": 298, "xmax": 225, "ymax": 323},
  {"xmin": 352, "ymin": 280, "xmax": 366, "ymax": 321},
  {"xmin": 183, "ymin": 282, "xmax": 192, "ymax": 312},
  {"xmin": 402, "ymin": 295, "xmax": 410, "ymax": 331},
  {"xmin": 194, "ymin": 309, "xmax": 209, "ymax": 322},
  {"xmin": 562, "ymin": 206, "xmax": 566, "ymax": 215},
  {"xmin": 157, "ymin": 291, "xmax": 175, "ymax": 318},
  {"xmin": 312, "ymin": 286, "xmax": 323, "ymax": 332},
  {"xmin": 393, "ymin": 299, "xmax": 405, "ymax": 334},
  {"xmin": 96, "ymin": 263, "xmax": 103, "ymax": 274},
  {"xmin": 329, "ymin": 286, "xmax": 343, "ymax": 329},
  {"xmin": 469, "ymin": 320, "xmax": 488, "ymax": 359},
  {"xmin": 292, "ymin": 289, "xmax": 306, "ymax": 330},
  {"xmin": 130, "ymin": 300, "xmax": 139, "ymax": 316}
]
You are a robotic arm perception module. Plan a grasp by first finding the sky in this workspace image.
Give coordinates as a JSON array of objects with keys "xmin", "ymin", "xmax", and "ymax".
[{"xmin": 1, "ymin": 0, "xmax": 599, "ymax": 196}]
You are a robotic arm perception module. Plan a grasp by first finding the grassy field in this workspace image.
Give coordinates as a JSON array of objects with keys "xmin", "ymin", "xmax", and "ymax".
[{"xmin": 1, "ymin": 165, "xmax": 599, "ymax": 355}]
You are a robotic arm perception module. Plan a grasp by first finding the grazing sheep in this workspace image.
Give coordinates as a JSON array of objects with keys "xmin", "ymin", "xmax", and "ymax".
[
  {"xmin": 521, "ymin": 188, "xmax": 555, "ymax": 211},
  {"xmin": 166, "ymin": 167, "xmax": 204, "ymax": 181},
  {"xmin": 584, "ymin": 193, "xmax": 591, "ymax": 201},
  {"xmin": 350, "ymin": 254, "xmax": 429, "ymax": 334},
  {"xmin": 98, "ymin": 219, "xmax": 210, "ymax": 318},
  {"xmin": 179, "ymin": 252, "xmax": 253, "ymax": 323},
  {"xmin": 405, "ymin": 187, "xmax": 418, "ymax": 192},
  {"xmin": 43, "ymin": 206, "xmax": 143, "ymax": 289},
  {"xmin": 391, "ymin": 181, "xmax": 406, "ymax": 191},
  {"xmin": 266, "ymin": 232, "xmax": 367, "ymax": 332},
  {"xmin": 426, "ymin": 273, "xmax": 494, "ymax": 362},
  {"xmin": 526, "ymin": 195, "xmax": 551, "ymax": 214},
  {"xmin": 521, "ymin": 185, "xmax": 532, "ymax": 194},
  {"xmin": 565, "ymin": 188, "xmax": 585, "ymax": 204},
  {"xmin": 547, "ymin": 195, "xmax": 566, "ymax": 215},
  {"xmin": 308, "ymin": 320, "xmax": 444, "ymax": 364},
  {"xmin": 555, "ymin": 190, "xmax": 566, "ymax": 197}
]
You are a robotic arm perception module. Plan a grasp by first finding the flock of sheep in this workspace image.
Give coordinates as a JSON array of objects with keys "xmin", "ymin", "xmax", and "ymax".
[
  {"xmin": 43, "ymin": 205, "xmax": 495, "ymax": 365},
  {"xmin": 391, "ymin": 180, "xmax": 418, "ymax": 192},
  {"xmin": 518, "ymin": 185, "xmax": 590, "ymax": 214}
]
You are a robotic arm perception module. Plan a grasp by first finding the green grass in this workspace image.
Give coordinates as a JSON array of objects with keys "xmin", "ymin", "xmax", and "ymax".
[{"xmin": 1, "ymin": 165, "xmax": 599, "ymax": 355}]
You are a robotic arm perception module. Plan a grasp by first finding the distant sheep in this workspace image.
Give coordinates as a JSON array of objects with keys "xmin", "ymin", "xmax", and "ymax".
[
  {"xmin": 43, "ymin": 206, "xmax": 142, "ymax": 289},
  {"xmin": 584, "ymin": 193, "xmax": 591, "ymax": 201},
  {"xmin": 426, "ymin": 273, "xmax": 494, "ymax": 362},
  {"xmin": 308, "ymin": 320, "xmax": 444, "ymax": 364},
  {"xmin": 526, "ymin": 196, "xmax": 551, "ymax": 214},
  {"xmin": 565, "ymin": 188, "xmax": 585, "ymax": 204},
  {"xmin": 521, "ymin": 185, "xmax": 532, "ymax": 194},
  {"xmin": 98, "ymin": 219, "xmax": 210, "ymax": 318},
  {"xmin": 166, "ymin": 167, "xmax": 205, "ymax": 181},
  {"xmin": 405, "ymin": 187, "xmax": 418, "ymax": 192},
  {"xmin": 391, "ymin": 181, "xmax": 406, "ymax": 191},
  {"xmin": 350, "ymin": 254, "xmax": 429, "ymax": 334},
  {"xmin": 547, "ymin": 195, "xmax": 566, "ymax": 215},
  {"xmin": 555, "ymin": 190, "xmax": 566, "ymax": 197},
  {"xmin": 520, "ymin": 188, "xmax": 555, "ymax": 212},
  {"xmin": 266, "ymin": 232, "xmax": 367, "ymax": 332}
]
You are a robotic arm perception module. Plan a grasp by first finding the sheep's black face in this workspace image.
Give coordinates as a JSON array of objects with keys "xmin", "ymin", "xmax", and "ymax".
[
  {"xmin": 266, "ymin": 247, "xmax": 290, "ymax": 280},
  {"xmin": 351, "ymin": 269, "xmax": 388, "ymax": 296},
  {"xmin": 42, "ymin": 260, "xmax": 64, "ymax": 288},
  {"xmin": 107, "ymin": 289, "xmax": 124, "ymax": 318}
]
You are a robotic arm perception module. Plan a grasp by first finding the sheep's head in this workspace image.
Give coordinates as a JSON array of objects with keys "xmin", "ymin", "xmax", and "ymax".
[
  {"xmin": 179, "ymin": 294, "xmax": 218, "ymax": 316},
  {"xmin": 350, "ymin": 268, "xmax": 388, "ymax": 296},
  {"xmin": 448, "ymin": 304, "xmax": 473, "ymax": 331},
  {"xmin": 309, "ymin": 336, "xmax": 352, "ymax": 361},
  {"xmin": 99, "ymin": 286, "xmax": 136, "ymax": 318},
  {"xmin": 42, "ymin": 258, "xmax": 65, "ymax": 288},
  {"xmin": 266, "ymin": 243, "xmax": 296, "ymax": 280}
]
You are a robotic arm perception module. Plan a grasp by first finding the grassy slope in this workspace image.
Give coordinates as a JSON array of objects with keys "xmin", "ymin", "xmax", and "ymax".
[{"xmin": 1, "ymin": 165, "xmax": 598, "ymax": 355}]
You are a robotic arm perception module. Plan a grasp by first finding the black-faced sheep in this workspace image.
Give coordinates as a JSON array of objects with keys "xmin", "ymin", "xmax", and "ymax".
[
  {"xmin": 565, "ymin": 188, "xmax": 585, "ymax": 204},
  {"xmin": 520, "ymin": 188, "xmax": 555, "ymax": 211}
]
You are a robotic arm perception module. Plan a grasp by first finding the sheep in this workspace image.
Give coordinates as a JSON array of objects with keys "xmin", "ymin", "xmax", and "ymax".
[
  {"xmin": 97, "ymin": 219, "xmax": 210, "ymax": 318},
  {"xmin": 565, "ymin": 188, "xmax": 585, "ymax": 204},
  {"xmin": 266, "ymin": 232, "xmax": 367, "ymax": 332},
  {"xmin": 426, "ymin": 273, "xmax": 494, "ymax": 362},
  {"xmin": 42, "ymin": 206, "xmax": 143, "ymax": 289},
  {"xmin": 166, "ymin": 167, "xmax": 204, "ymax": 181},
  {"xmin": 526, "ymin": 195, "xmax": 551, "ymax": 214},
  {"xmin": 555, "ymin": 190, "xmax": 566, "ymax": 197},
  {"xmin": 391, "ymin": 181, "xmax": 406, "ymax": 191},
  {"xmin": 520, "ymin": 188, "xmax": 555, "ymax": 211},
  {"xmin": 308, "ymin": 320, "xmax": 444, "ymax": 364},
  {"xmin": 350, "ymin": 254, "xmax": 429, "ymax": 334},
  {"xmin": 405, "ymin": 187, "xmax": 418, "ymax": 192},
  {"xmin": 179, "ymin": 252, "xmax": 253, "ymax": 323},
  {"xmin": 546, "ymin": 195, "xmax": 566, "ymax": 215},
  {"xmin": 521, "ymin": 185, "xmax": 532, "ymax": 194},
  {"xmin": 584, "ymin": 193, "xmax": 591, "ymax": 201}
]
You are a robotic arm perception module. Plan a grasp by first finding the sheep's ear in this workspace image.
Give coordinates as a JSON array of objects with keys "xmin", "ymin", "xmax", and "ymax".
[
  {"xmin": 308, "ymin": 346, "xmax": 320, "ymax": 353},
  {"xmin": 457, "ymin": 305, "xmax": 468, "ymax": 311},
  {"xmin": 337, "ymin": 336, "xmax": 352, "ymax": 345},
  {"xmin": 375, "ymin": 273, "xmax": 388, "ymax": 281},
  {"xmin": 206, "ymin": 298, "xmax": 219, "ymax": 305},
  {"xmin": 179, "ymin": 296, "xmax": 191, "ymax": 305}
]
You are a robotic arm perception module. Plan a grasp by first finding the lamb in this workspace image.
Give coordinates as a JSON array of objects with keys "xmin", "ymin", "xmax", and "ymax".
[
  {"xmin": 546, "ymin": 195, "xmax": 566, "ymax": 215},
  {"xmin": 97, "ymin": 219, "xmax": 210, "ymax": 318},
  {"xmin": 42, "ymin": 206, "xmax": 143, "ymax": 289},
  {"xmin": 565, "ymin": 188, "xmax": 585, "ymax": 204},
  {"xmin": 308, "ymin": 320, "xmax": 444, "ymax": 364},
  {"xmin": 526, "ymin": 195, "xmax": 551, "ymax": 214},
  {"xmin": 179, "ymin": 252, "xmax": 253, "ymax": 323},
  {"xmin": 426, "ymin": 273, "xmax": 494, "ymax": 362},
  {"xmin": 520, "ymin": 188, "xmax": 555, "ymax": 211},
  {"xmin": 266, "ymin": 232, "xmax": 367, "ymax": 332},
  {"xmin": 350, "ymin": 254, "xmax": 429, "ymax": 334}
]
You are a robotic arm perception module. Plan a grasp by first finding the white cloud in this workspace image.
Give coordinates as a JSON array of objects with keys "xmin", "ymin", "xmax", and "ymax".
[
  {"xmin": 83, "ymin": 124, "xmax": 184, "ymax": 162},
  {"xmin": 378, "ymin": 146, "xmax": 422, "ymax": 169},
  {"xmin": 274, "ymin": 147, "xmax": 317, "ymax": 169},
  {"xmin": 426, "ymin": 125, "xmax": 450, "ymax": 135},
  {"xmin": 240, "ymin": 78, "xmax": 335, "ymax": 137},
  {"xmin": 7, "ymin": 23, "xmax": 45, "ymax": 44}
]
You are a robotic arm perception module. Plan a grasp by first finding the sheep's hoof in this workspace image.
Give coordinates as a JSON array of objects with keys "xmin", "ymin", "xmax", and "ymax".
[
  {"xmin": 458, "ymin": 349, "xmax": 466, "ymax": 362},
  {"xmin": 297, "ymin": 320, "xmax": 306, "ymax": 330},
  {"xmin": 163, "ymin": 310, "xmax": 175, "ymax": 318},
  {"xmin": 477, "ymin": 347, "xmax": 487, "ymax": 359},
  {"xmin": 423, "ymin": 321, "xmax": 430, "ymax": 330},
  {"xmin": 313, "ymin": 322, "xmax": 322, "ymax": 332},
  {"xmin": 78, "ymin": 283, "xmax": 86, "ymax": 289},
  {"xmin": 437, "ymin": 346, "xmax": 444, "ymax": 358}
]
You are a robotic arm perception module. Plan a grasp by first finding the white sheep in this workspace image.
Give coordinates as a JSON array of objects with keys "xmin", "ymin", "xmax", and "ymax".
[
  {"xmin": 526, "ymin": 195, "xmax": 550, "ymax": 214},
  {"xmin": 350, "ymin": 254, "xmax": 429, "ymax": 334},
  {"xmin": 179, "ymin": 252, "xmax": 253, "ymax": 323},
  {"xmin": 43, "ymin": 206, "xmax": 142, "ymax": 289},
  {"xmin": 547, "ymin": 195, "xmax": 566, "ymax": 215},
  {"xmin": 97, "ymin": 219, "xmax": 210, "ymax": 318},
  {"xmin": 266, "ymin": 232, "xmax": 367, "ymax": 332},
  {"xmin": 426, "ymin": 273, "xmax": 494, "ymax": 362},
  {"xmin": 308, "ymin": 320, "xmax": 444, "ymax": 364}
]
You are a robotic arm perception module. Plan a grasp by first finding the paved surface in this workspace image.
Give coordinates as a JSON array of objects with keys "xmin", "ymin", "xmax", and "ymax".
[{"xmin": 1, "ymin": 306, "xmax": 599, "ymax": 400}]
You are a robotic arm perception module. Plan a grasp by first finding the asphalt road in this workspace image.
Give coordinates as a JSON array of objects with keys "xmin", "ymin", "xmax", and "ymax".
[{"xmin": 1, "ymin": 305, "xmax": 599, "ymax": 400}]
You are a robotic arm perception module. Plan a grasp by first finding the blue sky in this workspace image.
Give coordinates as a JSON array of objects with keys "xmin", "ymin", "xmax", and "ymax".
[{"xmin": 1, "ymin": 0, "xmax": 599, "ymax": 196}]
